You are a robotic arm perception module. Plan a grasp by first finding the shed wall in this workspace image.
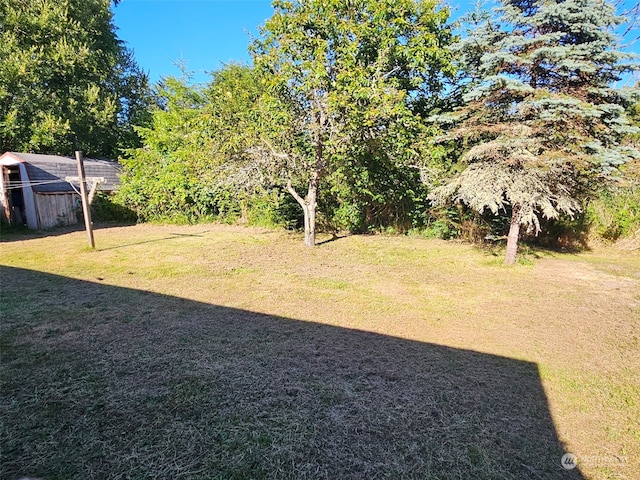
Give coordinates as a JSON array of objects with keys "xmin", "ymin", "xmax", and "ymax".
[{"xmin": 34, "ymin": 193, "xmax": 79, "ymax": 229}]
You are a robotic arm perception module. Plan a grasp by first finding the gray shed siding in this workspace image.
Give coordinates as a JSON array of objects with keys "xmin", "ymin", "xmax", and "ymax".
[
  {"xmin": 0, "ymin": 152, "xmax": 121, "ymax": 229},
  {"xmin": 34, "ymin": 193, "xmax": 79, "ymax": 229}
]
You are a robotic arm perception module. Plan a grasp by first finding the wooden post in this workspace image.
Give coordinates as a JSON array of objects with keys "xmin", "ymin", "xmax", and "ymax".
[{"xmin": 75, "ymin": 151, "xmax": 95, "ymax": 249}]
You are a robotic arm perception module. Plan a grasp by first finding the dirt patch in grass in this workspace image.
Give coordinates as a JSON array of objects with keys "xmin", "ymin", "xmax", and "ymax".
[{"xmin": 1, "ymin": 224, "xmax": 638, "ymax": 479}]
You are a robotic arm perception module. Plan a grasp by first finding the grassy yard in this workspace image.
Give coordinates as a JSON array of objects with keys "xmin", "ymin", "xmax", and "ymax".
[{"xmin": 1, "ymin": 223, "xmax": 638, "ymax": 479}]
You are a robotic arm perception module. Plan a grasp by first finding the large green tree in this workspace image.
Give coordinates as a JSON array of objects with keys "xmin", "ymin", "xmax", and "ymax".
[
  {"xmin": 430, "ymin": 0, "xmax": 639, "ymax": 264},
  {"xmin": 247, "ymin": 0, "xmax": 455, "ymax": 246},
  {"xmin": 0, "ymin": 0, "xmax": 151, "ymax": 158}
]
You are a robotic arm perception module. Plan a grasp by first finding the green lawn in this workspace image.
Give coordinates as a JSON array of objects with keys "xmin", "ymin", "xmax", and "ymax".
[{"xmin": 1, "ymin": 223, "xmax": 638, "ymax": 479}]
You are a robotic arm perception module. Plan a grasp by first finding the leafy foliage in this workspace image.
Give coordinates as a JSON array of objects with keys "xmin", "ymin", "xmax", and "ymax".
[
  {"xmin": 117, "ymin": 65, "xmax": 295, "ymax": 226},
  {"xmin": 0, "ymin": 0, "xmax": 151, "ymax": 157},
  {"xmin": 245, "ymin": 0, "xmax": 455, "ymax": 244},
  {"xmin": 588, "ymin": 186, "xmax": 640, "ymax": 240},
  {"xmin": 118, "ymin": 73, "xmax": 228, "ymax": 222},
  {"xmin": 90, "ymin": 192, "xmax": 137, "ymax": 223},
  {"xmin": 110, "ymin": 0, "xmax": 637, "ymax": 250}
]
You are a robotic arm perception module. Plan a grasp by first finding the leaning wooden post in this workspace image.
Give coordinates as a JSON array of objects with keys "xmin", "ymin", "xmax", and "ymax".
[{"xmin": 75, "ymin": 150, "xmax": 95, "ymax": 249}]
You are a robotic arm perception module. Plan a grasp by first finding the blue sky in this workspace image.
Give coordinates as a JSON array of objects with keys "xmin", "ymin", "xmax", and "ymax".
[
  {"xmin": 112, "ymin": 0, "xmax": 274, "ymax": 84},
  {"xmin": 112, "ymin": 0, "xmax": 639, "ymax": 86},
  {"xmin": 111, "ymin": 0, "xmax": 486, "ymax": 84}
]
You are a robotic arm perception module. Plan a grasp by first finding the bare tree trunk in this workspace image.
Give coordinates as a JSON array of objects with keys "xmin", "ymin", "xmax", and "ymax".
[
  {"xmin": 285, "ymin": 111, "xmax": 325, "ymax": 247},
  {"xmin": 305, "ymin": 179, "xmax": 317, "ymax": 247},
  {"xmin": 286, "ymin": 172, "xmax": 319, "ymax": 247},
  {"xmin": 504, "ymin": 204, "xmax": 521, "ymax": 266}
]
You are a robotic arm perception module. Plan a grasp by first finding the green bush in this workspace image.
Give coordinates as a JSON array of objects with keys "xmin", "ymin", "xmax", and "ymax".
[
  {"xmin": 90, "ymin": 192, "xmax": 137, "ymax": 223},
  {"xmin": 588, "ymin": 186, "xmax": 640, "ymax": 241},
  {"xmin": 413, "ymin": 203, "xmax": 500, "ymax": 241},
  {"xmin": 530, "ymin": 185, "xmax": 639, "ymax": 248},
  {"xmin": 530, "ymin": 214, "xmax": 590, "ymax": 250},
  {"xmin": 246, "ymin": 189, "xmax": 302, "ymax": 230}
]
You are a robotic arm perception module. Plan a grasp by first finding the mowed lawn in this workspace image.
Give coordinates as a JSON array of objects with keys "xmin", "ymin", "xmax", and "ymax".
[{"xmin": 1, "ymin": 223, "xmax": 638, "ymax": 480}]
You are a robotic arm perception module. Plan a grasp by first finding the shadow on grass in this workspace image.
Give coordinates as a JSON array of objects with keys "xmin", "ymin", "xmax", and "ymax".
[
  {"xmin": 0, "ymin": 266, "xmax": 583, "ymax": 480},
  {"xmin": 0, "ymin": 224, "xmax": 209, "ymax": 252},
  {"xmin": 96, "ymin": 231, "xmax": 210, "ymax": 252},
  {"xmin": 316, "ymin": 233, "xmax": 349, "ymax": 246},
  {"xmin": 0, "ymin": 221, "xmax": 135, "ymax": 243}
]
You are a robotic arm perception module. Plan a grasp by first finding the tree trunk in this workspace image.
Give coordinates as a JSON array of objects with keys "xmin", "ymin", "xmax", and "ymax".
[
  {"xmin": 504, "ymin": 204, "xmax": 522, "ymax": 266},
  {"xmin": 286, "ymin": 119, "xmax": 324, "ymax": 247},
  {"xmin": 305, "ymin": 182, "xmax": 317, "ymax": 247},
  {"xmin": 286, "ymin": 172, "xmax": 319, "ymax": 247}
]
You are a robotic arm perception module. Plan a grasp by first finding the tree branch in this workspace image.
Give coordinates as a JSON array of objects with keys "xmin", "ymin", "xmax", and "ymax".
[{"xmin": 286, "ymin": 179, "xmax": 307, "ymax": 208}]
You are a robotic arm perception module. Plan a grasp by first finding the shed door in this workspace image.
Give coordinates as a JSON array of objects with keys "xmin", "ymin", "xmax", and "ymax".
[
  {"xmin": 1, "ymin": 166, "xmax": 27, "ymax": 226},
  {"xmin": 1, "ymin": 166, "xmax": 10, "ymax": 222}
]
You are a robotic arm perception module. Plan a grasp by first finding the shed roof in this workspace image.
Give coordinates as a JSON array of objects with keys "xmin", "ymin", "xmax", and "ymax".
[{"xmin": 0, "ymin": 152, "xmax": 121, "ymax": 193}]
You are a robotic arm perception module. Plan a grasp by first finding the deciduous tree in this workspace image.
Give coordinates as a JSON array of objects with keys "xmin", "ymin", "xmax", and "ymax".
[
  {"xmin": 248, "ymin": 0, "xmax": 455, "ymax": 246},
  {"xmin": 0, "ymin": 0, "xmax": 151, "ymax": 157},
  {"xmin": 118, "ymin": 65, "xmax": 268, "ymax": 222}
]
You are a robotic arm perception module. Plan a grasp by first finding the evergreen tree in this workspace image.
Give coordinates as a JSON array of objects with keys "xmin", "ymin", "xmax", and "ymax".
[
  {"xmin": 430, "ymin": 0, "xmax": 639, "ymax": 264},
  {"xmin": 0, "ymin": 0, "xmax": 151, "ymax": 157}
]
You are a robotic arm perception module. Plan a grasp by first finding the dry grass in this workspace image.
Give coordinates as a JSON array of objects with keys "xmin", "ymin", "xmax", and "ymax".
[{"xmin": 1, "ymin": 223, "xmax": 638, "ymax": 479}]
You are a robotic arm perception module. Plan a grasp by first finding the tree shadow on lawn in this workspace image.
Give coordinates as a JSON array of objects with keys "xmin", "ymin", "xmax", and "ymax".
[{"xmin": 0, "ymin": 266, "xmax": 583, "ymax": 480}]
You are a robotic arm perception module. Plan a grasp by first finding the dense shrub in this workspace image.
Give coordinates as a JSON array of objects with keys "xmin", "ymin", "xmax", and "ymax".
[
  {"xmin": 90, "ymin": 192, "xmax": 137, "ymax": 223},
  {"xmin": 588, "ymin": 186, "xmax": 640, "ymax": 241}
]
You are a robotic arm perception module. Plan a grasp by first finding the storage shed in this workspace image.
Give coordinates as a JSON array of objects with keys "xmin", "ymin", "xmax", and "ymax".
[{"xmin": 0, "ymin": 152, "xmax": 121, "ymax": 229}]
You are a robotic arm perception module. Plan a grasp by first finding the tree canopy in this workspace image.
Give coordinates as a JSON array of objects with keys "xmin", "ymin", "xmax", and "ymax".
[
  {"xmin": 118, "ymin": 65, "xmax": 270, "ymax": 222},
  {"xmin": 244, "ymin": 0, "xmax": 455, "ymax": 245},
  {"xmin": 0, "ymin": 0, "xmax": 151, "ymax": 158},
  {"xmin": 111, "ymin": 0, "xmax": 638, "ymax": 255}
]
